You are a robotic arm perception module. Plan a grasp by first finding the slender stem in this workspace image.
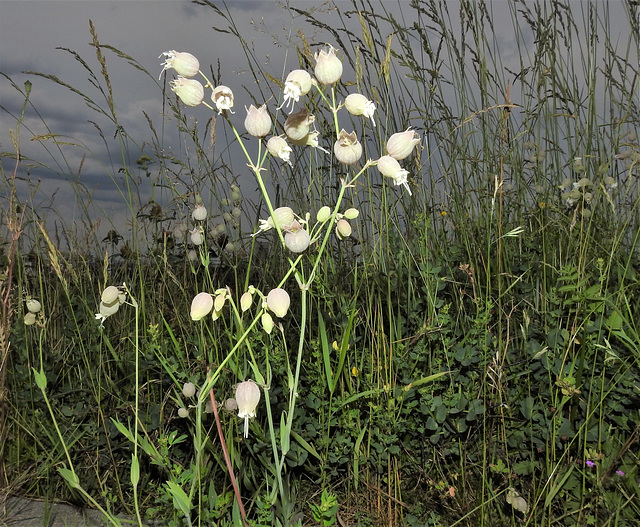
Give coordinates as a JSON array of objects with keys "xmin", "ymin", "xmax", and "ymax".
[{"xmin": 207, "ymin": 370, "xmax": 249, "ymax": 527}]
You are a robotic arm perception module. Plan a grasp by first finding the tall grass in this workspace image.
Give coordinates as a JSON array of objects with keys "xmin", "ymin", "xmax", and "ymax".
[{"xmin": 1, "ymin": 1, "xmax": 639, "ymax": 526}]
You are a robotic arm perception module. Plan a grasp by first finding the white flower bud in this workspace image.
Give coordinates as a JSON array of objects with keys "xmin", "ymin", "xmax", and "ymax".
[
  {"xmin": 285, "ymin": 228, "xmax": 311, "ymax": 253},
  {"xmin": 261, "ymin": 312, "xmax": 274, "ymax": 334},
  {"xmin": 336, "ymin": 219, "xmax": 352, "ymax": 239},
  {"xmin": 317, "ymin": 206, "xmax": 331, "ymax": 223},
  {"xmin": 182, "ymin": 382, "xmax": 196, "ymax": 398},
  {"xmin": 101, "ymin": 286, "xmax": 120, "ymax": 306},
  {"xmin": 267, "ymin": 288, "xmax": 290, "ymax": 318},
  {"xmin": 190, "ymin": 292, "xmax": 214, "ymax": 321},
  {"xmin": 26, "ymin": 299, "xmax": 42, "ymax": 314},
  {"xmin": 343, "ymin": 208, "xmax": 359, "ymax": 220},
  {"xmin": 192, "ymin": 204, "xmax": 207, "ymax": 221},
  {"xmin": 240, "ymin": 292, "xmax": 253, "ymax": 312}
]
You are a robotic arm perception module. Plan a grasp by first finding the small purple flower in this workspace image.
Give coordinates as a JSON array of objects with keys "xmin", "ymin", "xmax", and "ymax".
[
  {"xmin": 586, "ymin": 460, "xmax": 596, "ymax": 467},
  {"xmin": 616, "ymin": 470, "xmax": 625, "ymax": 477}
]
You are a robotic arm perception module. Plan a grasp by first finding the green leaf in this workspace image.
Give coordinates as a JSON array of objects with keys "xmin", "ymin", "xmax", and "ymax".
[
  {"xmin": 32, "ymin": 367, "xmax": 47, "ymax": 391},
  {"xmin": 130, "ymin": 454, "xmax": 140, "ymax": 487},
  {"xmin": 165, "ymin": 481, "xmax": 192, "ymax": 519},
  {"xmin": 58, "ymin": 467, "xmax": 80, "ymax": 489}
]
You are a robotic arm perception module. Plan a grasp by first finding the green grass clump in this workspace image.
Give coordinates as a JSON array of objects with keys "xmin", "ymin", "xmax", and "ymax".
[{"xmin": 1, "ymin": 1, "xmax": 639, "ymax": 526}]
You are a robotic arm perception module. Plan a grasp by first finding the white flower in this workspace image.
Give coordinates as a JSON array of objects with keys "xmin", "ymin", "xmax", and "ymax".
[
  {"xmin": 182, "ymin": 382, "xmax": 197, "ymax": 398},
  {"xmin": 344, "ymin": 93, "xmax": 376, "ymax": 126},
  {"xmin": 211, "ymin": 85, "xmax": 234, "ymax": 113},
  {"xmin": 314, "ymin": 45, "xmax": 343, "ymax": 85},
  {"xmin": 192, "ymin": 204, "xmax": 207, "ymax": 221},
  {"xmin": 377, "ymin": 155, "xmax": 412, "ymax": 195},
  {"xmin": 159, "ymin": 51, "xmax": 200, "ymax": 79},
  {"xmin": 26, "ymin": 299, "xmax": 42, "ymax": 314},
  {"xmin": 190, "ymin": 227, "xmax": 204, "ymax": 246},
  {"xmin": 170, "ymin": 76, "xmax": 204, "ymax": 107},
  {"xmin": 191, "ymin": 292, "xmax": 214, "ymax": 321},
  {"xmin": 267, "ymin": 136, "xmax": 293, "ymax": 166},
  {"xmin": 279, "ymin": 70, "xmax": 312, "ymax": 113},
  {"xmin": 284, "ymin": 109, "xmax": 315, "ymax": 142},
  {"xmin": 333, "ymin": 129, "xmax": 363, "ymax": 165},
  {"xmin": 285, "ymin": 228, "xmax": 311, "ymax": 253},
  {"xmin": 256, "ymin": 207, "xmax": 295, "ymax": 234},
  {"xmin": 267, "ymin": 288, "xmax": 291, "ymax": 318},
  {"xmin": 244, "ymin": 104, "xmax": 272, "ymax": 137},
  {"xmin": 235, "ymin": 380, "xmax": 261, "ymax": 438},
  {"xmin": 386, "ymin": 129, "xmax": 421, "ymax": 160}
]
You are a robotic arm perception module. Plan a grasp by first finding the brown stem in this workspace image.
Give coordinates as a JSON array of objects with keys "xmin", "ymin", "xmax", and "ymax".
[{"xmin": 207, "ymin": 368, "xmax": 250, "ymax": 526}]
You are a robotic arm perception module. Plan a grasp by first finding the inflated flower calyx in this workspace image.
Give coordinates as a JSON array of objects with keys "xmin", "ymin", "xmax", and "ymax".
[
  {"xmin": 170, "ymin": 77, "xmax": 205, "ymax": 107},
  {"xmin": 182, "ymin": 382, "xmax": 196, "ymax": 398},
  {"xmin": 284, "ymin": 109, "xmax": 315, "ymax": 142},
  {"xmin": 377, "ymin": 155, "xmax": 412, "ymax": 195},
  {"xmin": 244, "ymin": 104, "xmax": 272, "ymax": 138},
  {"xmin": 344, "ymin": 93, "xmax": 376, "ymax": 126},
  {"xmin": 506, "ymin": 488, "xmax": 529, "ymax": 514},
  {"xmin": 280, "ymin": 69, "xmax": 312, "ymax": 112},
  {"xmin": 235, "ymin": 380, "xmax": 261, "ymax": 438},
  {"xmin": 386, "ymin": 129, "xmax": 421, "ymax": 160},
  {"xmin": 314, "ymin": 45, "xmax": 343, "ymax": 85},
  {"xmin": 333, "ymin": 129, "xmax": 363, "ymax": 165},
  {"xmin": 336, "ymin": 219, "xmax": 352, "ymax": 240},
  {"xmin": 26, "ymin": 299, "xmax": 42, "ymax": 314},
  {"xmin": 190, "ymin": 292, "xmax": 214, "ymax": 321},
  {"xmin": 159, "ymin": 51, "xmax": 200, "ymax": 79},
  {"xmin": 267, "ymin": 136, "xmax": 293, "ymax": 165},
  {"xmin": 285, "ymin": 228, "xmax": 311, "ymax": 253},
  {"xmin": 267, "ymin": 288, "xmax": 291, "ymax": 318}
]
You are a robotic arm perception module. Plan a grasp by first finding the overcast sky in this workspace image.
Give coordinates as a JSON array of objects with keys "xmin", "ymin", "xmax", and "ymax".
[{"xmin": 0, "ymin": 1, "xmax": 637, "ymax": 250}]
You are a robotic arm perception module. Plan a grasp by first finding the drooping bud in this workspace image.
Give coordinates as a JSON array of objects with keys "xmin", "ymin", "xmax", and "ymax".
[
  {"xmin": 343, "ymin": 208, "xmax": 359, "ymax": 220},
  {"xmin": 191, "ymin": 292, "xmax": 214, "ymax": 321},
  {"xmin": 267, "ymin": 288, "xmax": 290, "ymax": 318},
  {"xmin": 336, "ymin": 219, "xmax": 352, "ymax": 240},
  {"xmin": 182, "ymin": 382, "xmax": 197, "ymax": 398},
  {"xmin": 261, "ymin": 312, "xmax": 274, "ymax": 334},
  {"xmin": 26, "ymin": 299, "xmax": 42, "ymax": 314},
  {"xmin": 240, "ymin": 291, "xmax": 253, "ymax": 312}
]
